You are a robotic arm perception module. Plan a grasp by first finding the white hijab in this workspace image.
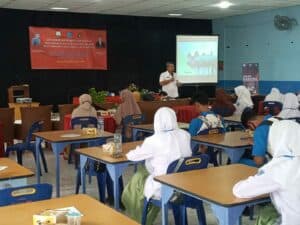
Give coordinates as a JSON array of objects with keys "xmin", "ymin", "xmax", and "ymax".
[
  {"xmin": 261, "ymin": 120, "xmax": 300, "ymax": 197},
  {"xmin": 297, "ymin": 93, "xmax": 300, "ymax": 103},
  {"xmin": 264, "ymin": 88, "xmax": 283, "ymax": 103},
  {"xmin": 278, "ymin": 93, "xmax": 300, "ymax": 119},
  {"xmin": 234, "ymin": 85, "xmax": 253, "ymax": 114}
]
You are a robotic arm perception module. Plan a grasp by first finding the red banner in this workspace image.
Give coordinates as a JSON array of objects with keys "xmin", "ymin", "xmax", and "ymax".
[{"xmin": 29, "ymin": 27, "xmax": 107, "ymax": 70}]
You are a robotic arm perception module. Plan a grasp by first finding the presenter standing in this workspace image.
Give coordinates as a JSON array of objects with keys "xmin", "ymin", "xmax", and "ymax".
[{"xmin": 159, "ymin": 62, "xmax": 179, "ymax": 98}]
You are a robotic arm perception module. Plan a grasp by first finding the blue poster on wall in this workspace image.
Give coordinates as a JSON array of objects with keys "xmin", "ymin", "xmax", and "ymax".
[{"xmin": 242, "ymin": 63, "xmax": 259, "ymax": 94}]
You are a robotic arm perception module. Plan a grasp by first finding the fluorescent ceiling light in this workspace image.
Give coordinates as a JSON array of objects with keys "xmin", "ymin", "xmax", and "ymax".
[
  {"xmin": 168, "ymin": 13, "xmax": 183, "ymax": 17},
  {"xmin": 214, "ymin": 1, "xmax": 234, "ymax": 9},
  {"xmin": 50, "ymin": 7, "xmax": 69, "ymax": 11}
]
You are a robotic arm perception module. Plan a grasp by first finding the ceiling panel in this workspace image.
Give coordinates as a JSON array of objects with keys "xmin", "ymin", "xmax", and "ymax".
[{"xmin": 1, "ymin": 0, "xmax": 300, "ymax": 19}]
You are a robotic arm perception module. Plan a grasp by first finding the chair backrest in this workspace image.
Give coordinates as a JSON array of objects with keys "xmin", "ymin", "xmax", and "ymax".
[
  {"xmin": 122, "ymin": 114, "xmax": 145, "ymax": 127},
  {"xmin": 20, "ymin": 105, "xmax": 52, "ymax": 140},
  {"xmin": 25, "ymin": 121, "xmax": 44, "ymax": 145},
  {"xmin": 167, "ymin": 155, "xmax": 209, "ymax": 174},
  {"xmin": 0, "ymin": 183, "xmax": 52, "ymax": 206},
  {"xmin": 0, "ymin": 108, "xmax": 14, "ymax": 144},
  {"xmin": 71, "ymin": 116, "xmax": 97, "ymax": 129},
  {"xmin": 58, "ymin": 104, "xmax": 75, "ymax": 130}
]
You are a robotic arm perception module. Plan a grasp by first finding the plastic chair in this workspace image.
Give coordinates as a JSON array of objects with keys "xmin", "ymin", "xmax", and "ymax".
[
  {"xmin": 141, "ymin": 155, "xmax": 209, "ymax": 225},
  {"xmin": 5, "ymin": 120, "xmax": 48, "ymax": 173},
  {"xmin": 69, "ymin": 116, "xmax": 98, "ymax": 163},
  {"xmin": 0, "ymin": 183, "xmax": 52, "ymax": 206},
  {"xmin": 122, "ymin": 114, "xmax": 145, "ymax": 142},
  {"xmin": 72, "ymin": 116, "xmax": 123, "ymax": 203}
]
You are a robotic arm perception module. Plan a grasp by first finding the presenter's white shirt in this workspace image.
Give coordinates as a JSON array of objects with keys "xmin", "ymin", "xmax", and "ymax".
[{"xmin": 159, "ymin": 71, "xmax": 179, "ymax": 98}]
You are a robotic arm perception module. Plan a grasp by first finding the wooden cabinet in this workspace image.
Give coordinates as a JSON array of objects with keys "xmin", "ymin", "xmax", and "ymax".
[{"xmin": 7, "ymin": 85, "xmax": 30, "ymax": 103}]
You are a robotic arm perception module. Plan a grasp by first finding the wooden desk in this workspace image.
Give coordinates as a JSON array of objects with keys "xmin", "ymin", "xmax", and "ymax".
[
  {"xmin": 224, "ymin": 114, "xmax": 264, "ymax": 124},
  {"xmin": 192, "ymin": 131, "xmax": 252, "ymax": 163},
  {"xmin": 76, "ymin": 141, "xmax": 143, "ymax": 210},
  {"xmin": 8, "ymin": 102, "xmax": 39, "ymax": 120},
  {"xmin": 0, "ymin": 194, "xmax": 139, "ymax": 225},
  {"xmin": 0, "ymin": 158, "xmax": 34, "ymax": 189},
  {"xmin": 155, "ymin": 164, "xmax": 269, "ymax": 225},
  {"xmin": 131, "ymin": 122, "xmax": 189, "ymax": 141},
  {"xmin": 137, "ymin": 98, "xmax": 191, "ymax": 123},
  {"xmin": 34, "ymin": 130, "xmax": 114, "ymax": 197}
]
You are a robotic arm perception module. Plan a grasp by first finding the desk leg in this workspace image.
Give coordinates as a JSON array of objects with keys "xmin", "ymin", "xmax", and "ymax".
[
  {"xmin": 35, "ymin": 137, "xmax": 42, "ymax": 184},
  {"xmin": 161, "ymin": 185, "xmax": 174, "ymax": 225},
  {"xmin": 211, "ymin": 204, "xmax": 245, "ymax": 225},
  {"xmin": 51, "ymin": 142, "xmax": 67, "ymax": 198},
  {"xmin": 224, "ymin": 148, "xmax": 245, "ymax": 163},
  {"xmin": 80, "ymin": 155, "xmax": 88, "ymax": 193},
  {"xmin": 106, "ymin": 163, "xmax": 129, "ymax": 210}
]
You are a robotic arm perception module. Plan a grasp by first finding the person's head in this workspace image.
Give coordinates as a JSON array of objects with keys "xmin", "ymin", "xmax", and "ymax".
[
  {"xmin": 191, "ymin": 92, "xmax": 209, "ymax": 113},
  {"xmin": 215, "ymin": 88, "xmax": 231, "ymax": 103},
  {"xmin": 120, "ymin": 89, "xmax": 134, "ymax": 104},
  {"xmin": 241, "ymin": 107, "xmax": 263, "ymax": 130},
  {"xmin": 282, "ymin": 93, "xmax": 299, "ymax": 110},
  {"xmin": 268, "ymin": 120, "xmax": 300, "ymax": 158},
  {"xmin": 263, "ymin": 101, "xmax": 282, "ymax": 116},
  {"xmin": 79, "ymin": 94, "xmax": 92, "ymax": 105},
  {"xmin": 159, "ymin": 91, "xmax": 168, "ymax": 97},
  {"xmin": 154, "ymin": 107, "xmax": 178, "ymax": 133},
  {"xmin": 166, "ymin": 62, "xmax": 175, "ymax": 73}
]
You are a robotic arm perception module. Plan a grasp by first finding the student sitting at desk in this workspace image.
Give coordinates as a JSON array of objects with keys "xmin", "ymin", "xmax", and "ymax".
[
  {"xmin": 122, "ymin": 107, "xmax": 192, "ymax": 224},
  {"xmin": 211, "ymin": 88, "xmax": 235, "ymax": 117},
  {"xmin": 72, "ymin": 94, "xmax": 97, "ymax": 119},
  {"xmin": 233, "ymin": 120, "xmax": 300, "ymax": 225},
  {"xmin": 263, "ymin": 88, "xmax": 283, "ymax": 118},
  {"xmin": 278, "ymin": 93, "xmax": 300, "ymax": 119},
  {"xmin": 239, "ymin": 108, "xmax": 281, "ymax": 167},
  {"xmin": 234, "ymin": 85, "xmax": 254, "ymax": 115},
  {"xmin": 189, "ymin": 92, "xmax": 225, "ymax": 166}
]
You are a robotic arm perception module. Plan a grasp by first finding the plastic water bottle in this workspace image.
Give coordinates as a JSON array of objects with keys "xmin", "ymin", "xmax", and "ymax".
[{"xmin": 97, "ymin": 116, "xmax": 104, "ymax": 135}]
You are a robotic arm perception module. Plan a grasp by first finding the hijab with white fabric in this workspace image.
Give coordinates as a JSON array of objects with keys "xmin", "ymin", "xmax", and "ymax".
[
  {"xmin": 278, "ymin": 93, "xmax": 300, "ymax": 119},
  {"xmin": 233, "ymin": 120, "xmax": 300, "ymax": 225},
  {"xmin": 264, "ymin": 88, "xmax": 284, "ymax": 103},
  {"xmin": 126, "ymin": 107, "xmax": 192, "ymax": 199},
  {"xmin": 71, "ymin": 94, "xmax": 97, "ymax": 118},
  {"xmin": 234, "ymin": 85, "xmax": 254, "ymax": 114}
]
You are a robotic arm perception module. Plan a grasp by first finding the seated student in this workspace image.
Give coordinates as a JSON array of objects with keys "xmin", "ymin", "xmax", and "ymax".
[
  {"xmin": 233, "ymin": 120, "xmax": 300, "ymax": 225},
  {"xmin": 239, "ymin": 108, "xmax": 281, "ymax": 167},
  {"xmin": 114, "ymin": 89, "xmax": 142, "ymax": 138},
  {"xmin": 122, "ymin": 107, "xmax": 192, "ymax": 224},
  {"xmin": 263, "ymin": 88, "xmax": 283, "ymax": 118},
  {"xmin": 72, "ymin": 93, "xmax": 97, "ymax": 119},
  {"xmin": 234, "ymin": 85, "xmax": 254, "ymax": 115},
  {"xmin": 189, "ymin": 92, "xmax": 225, "ymax": 166},
  {"xmin": 278, "ymin": 93, "xmax": 300, "ymax": 119},
  {"xmin": 211, "ymin": 88, "xmax": 235, "ymax": 117}
]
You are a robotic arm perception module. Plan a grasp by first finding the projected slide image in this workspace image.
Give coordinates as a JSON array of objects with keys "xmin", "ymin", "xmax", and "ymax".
[
  {"xmin": 176, "ymin": 35, "xmax": 218, "ymax": 84},
  {"xmin": 178, "ymin": 41, "xmax": 217, "ymax": 76}
]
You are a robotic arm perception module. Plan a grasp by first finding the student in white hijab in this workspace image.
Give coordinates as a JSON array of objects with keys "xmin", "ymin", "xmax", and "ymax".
[
  {"xmin": 264, "ymin": 88, "xmax": 284, "ymax": 116},
  {"xmin": 278, "ymin": 93, "xmax": 300, "ymax": 119},
  {"xmin": 233, "ymin": 120, "xmax": 300, "ymax": 225},
  {"xmin": 71, "ymin": 94, "xmax": 97, "ymax": 118},
  {"xmin": 122, "ymin": 107, "xmax": 192, "ymax": 224},
  {"xmin": 234, "ymin": 85, "xmax": 254, "ymax": 114}
]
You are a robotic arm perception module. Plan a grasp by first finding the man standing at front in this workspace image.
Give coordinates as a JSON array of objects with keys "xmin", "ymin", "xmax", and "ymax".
[{"xmin": 159, "ymin": 62, "xmax": 179, "ymax": 98}]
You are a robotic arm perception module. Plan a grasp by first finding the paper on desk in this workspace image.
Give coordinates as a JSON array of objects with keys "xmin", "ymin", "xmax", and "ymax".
[{"xmin": 0, "ymin": 166, "xmax": 8, "ymax": 171}]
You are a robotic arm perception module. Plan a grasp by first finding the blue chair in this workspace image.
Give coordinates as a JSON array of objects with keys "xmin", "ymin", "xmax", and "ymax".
[
  {"xmin": 0, "ymin": 183, "xmax": 52, "ymax": 206},
  {"xmin": 5, "ymin": 120, "xmax": 48, "ymax": 173},
  {"xmin": 122, "ymin": 114, "xmax": 145, "ymax": 142},
  {"xmin": 69, "ymin": 116, "xmax": 98, "ymax": 163},
  {"xmin": 141, "ymin": 155, "xmax": 209, "ymax": 225},
  {"xmin": 72, "ymin": 116, "xmax": 123, "ymax": 203}
]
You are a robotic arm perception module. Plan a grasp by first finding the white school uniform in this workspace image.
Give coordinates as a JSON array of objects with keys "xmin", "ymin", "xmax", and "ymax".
[
  {"xmin": 159, "ymin": 71, "xmax": 179, "ymax": 98},
  {"xmin": 126, "ymin": 107, "xmax": 192, "ymax": 200},
  {"xmin": 233, "ymin": 120, "xmax": 300, "ymax": 225}
]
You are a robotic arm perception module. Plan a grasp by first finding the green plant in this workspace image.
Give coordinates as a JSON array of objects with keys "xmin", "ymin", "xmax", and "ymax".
[{"xmin": 88, "ymin": 88, "xmax": 108, "ymax": 104}]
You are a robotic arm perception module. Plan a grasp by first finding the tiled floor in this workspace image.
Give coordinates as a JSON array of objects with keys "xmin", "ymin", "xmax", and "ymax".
[{"xmin": 11, "ymin": 149, "xmax": 258, "ymax": 225}]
